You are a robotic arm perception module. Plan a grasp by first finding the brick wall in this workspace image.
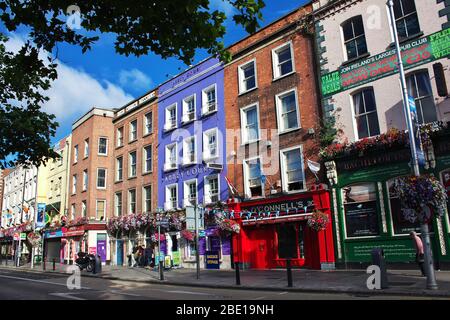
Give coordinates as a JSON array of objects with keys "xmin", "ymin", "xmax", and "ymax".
[
  {"xmin": 224, "ymin": 4, "xmax": 322, "ymax": 198},
  {"xmin": 112, "ymin": 100, "xmax": 159, "ymax": 217}
]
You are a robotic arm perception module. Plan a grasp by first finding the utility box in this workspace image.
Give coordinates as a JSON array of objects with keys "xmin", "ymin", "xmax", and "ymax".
[{"xmin": 371, "ymin": 248, "xmax": 388, "ymax": 289}]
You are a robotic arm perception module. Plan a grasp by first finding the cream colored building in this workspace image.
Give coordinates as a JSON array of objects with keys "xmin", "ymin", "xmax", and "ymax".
[
  {"xmin": 45, "ymin": 135, "xmax": 72, "ymax": 222},
  {"xmin": 313, "ymin": 0, "xmax": 450, "ymax": 143}
]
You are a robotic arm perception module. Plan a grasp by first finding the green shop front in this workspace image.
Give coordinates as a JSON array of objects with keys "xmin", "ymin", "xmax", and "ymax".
[{"xmin": 324, "ymin": 127, "xmax": 450, "ymax": 269}]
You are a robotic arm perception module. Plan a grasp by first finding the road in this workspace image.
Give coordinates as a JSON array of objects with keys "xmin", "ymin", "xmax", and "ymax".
[{"xmin": 0, "ymin": 269, "xmax": 443, "ymax": 300}]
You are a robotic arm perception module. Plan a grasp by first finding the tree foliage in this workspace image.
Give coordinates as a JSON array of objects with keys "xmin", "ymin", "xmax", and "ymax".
[{"xmin": 0, "ymin": 0, "xmax": 265, "ymax": 168}]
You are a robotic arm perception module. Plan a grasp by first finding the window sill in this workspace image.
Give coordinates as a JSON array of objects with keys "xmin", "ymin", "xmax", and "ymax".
[
  {"xmin": 201, "ymin": 110, "xmax": 217, "ymax": 118},
  {"xmin": 387, "ymin": 32, "xmax": 424, "ymax": 48},
  {"xmin": 272, "ymin": 71, "xmax": 296, "ymax": 82},
  {"xmin": 163, "ymin": 167, "xmax": 178, "ymax": 173},
  {"xmin": 97, "ymin": 153, "xmax": 108, "ymax": 157},
  {"xmin": 181, "ymin": 161, "xmax": 197, "ymax": 167},
  {"xmin": 240, "ymin": 139, "xmax": 261, "ymax": 147},
  {"xmin": 142, "ymin": 171, "xmax": 153, "ymax": 176},
  {"xmin": 115, "ymin": 145, "xmax": 124, "ymax": 150},
  {"xmin": 341, "ymin": 52, "xmax": 371, "ymax": 67},
  {"xmin": 128, "ymin": 139, "xmax": 137, "ymax": 144},
  {"xmin": 163, "ymin": 127, "xmax": 177, "ymax": 133},
  {"xmin": 143, "ymin": 132, "xmax": 153, "ymax": 138},
  {"xmin": 238, "ymin": 87, "xmax": 258, "ymax": 97},
  {"xmin": 114, "ymin": 180, "xmax": 123, "ymax": 184},
  {"xmin": 278, "ymin": 127, "xmax": 301, "ymax": 136},
  {"xmin": 81, "ymin": 190, "xmax": 87, "ymax": 193},
  {"xmin": 128, "ymin": 176, "xmax": 137, "ymax": 180},
  {"xmin": 96, "ymin": 187, "xmax": 106, "ymax": 190},
  {"xmin": 203, "ymin": 156, "xmax": 220, "ymax": 163},
  {"xmin": 83, "ymin": 156, "xmax": 88, "ymax": 160}
]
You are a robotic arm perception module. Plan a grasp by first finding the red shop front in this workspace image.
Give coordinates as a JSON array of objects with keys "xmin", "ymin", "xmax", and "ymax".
[{"xmin": 228, "ymin": 185, "xmax": 335, "ymax": 270}]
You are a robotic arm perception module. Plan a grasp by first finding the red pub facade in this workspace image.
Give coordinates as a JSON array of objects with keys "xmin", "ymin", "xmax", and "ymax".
[{"xmin": 227, "ymin": 186, "xmax": 335, "ymax": 270}]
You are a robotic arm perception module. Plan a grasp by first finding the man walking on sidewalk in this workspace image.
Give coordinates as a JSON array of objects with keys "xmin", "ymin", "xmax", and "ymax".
[{"xmin": 410, "ymin": 231, "xmax": 425, "ymax": 277}]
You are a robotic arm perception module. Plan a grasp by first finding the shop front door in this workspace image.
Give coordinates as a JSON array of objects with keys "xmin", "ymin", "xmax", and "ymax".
[
  {"xmin": 116, "ymin": 240, "xmax": 124, "ymax": 266},
  {"xmin": 97, "ymin": 233, "xmax": 107, "ymax": 262},
  {"xmin": 249, "ymin": 227, "xmax": 274, "ymax": 269}
]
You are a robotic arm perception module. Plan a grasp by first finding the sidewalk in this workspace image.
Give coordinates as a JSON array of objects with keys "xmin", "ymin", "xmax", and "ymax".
[{"xmin": 1, "ymin": 261, "xmax": 450, "ymax": 298}]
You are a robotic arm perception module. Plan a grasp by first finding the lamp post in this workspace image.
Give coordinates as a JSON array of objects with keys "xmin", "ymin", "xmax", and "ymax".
[{"xmin": 387, "ymin": 0, "xmax": 437, "ymax": 290}]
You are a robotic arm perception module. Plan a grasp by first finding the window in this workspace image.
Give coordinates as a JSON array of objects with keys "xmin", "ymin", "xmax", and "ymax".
[
  {"xmin": 96, "ymin": 200, "xmax": 106, "ymax": 220},
  {"xmin": 117, "ymin": 127, "xmax": 124, "ymax": 147},
  {"xmin": 238, "ymin": 60, "xmax": 257, "ymax": 93},
  {"xmin": 164, "ymin": 103, "xmax": 177, "ymax": 131},
  {"xmin": 98, "ymin": 137, "xmax": 108, "ymax": 155},
  {"xmin": 143, "ymin": 185, "xmax": 152, "ymax": 213},
  {"xmin": 114, "ymin": 192, "xmax": 122, "ymax": 217},
  {"xmin": 244, "ymin": 158, "xmax": 263, "ymax": 198},
  {"xmin": 97, "ymin": 168, "xmax": 107, "ymax": 189},
  {"xmin": 49, "ymin": 180, "xmax": 53, "ymax": 198},
  {"xmin": 165, "ymin": 184, "xmax": 178, "ymax": 210},
  {"xmin": 57, "ymin": 177, "xmax": 62, "ymax": 196},
  {"xmin": 406, "ymin": 71, "xmax": 437, "ymax": 124},
  {"xmin": 276, "ymin": 89, "xmax": 300, "ymax": 133},
  {"xmin": 183, "ymin": 137, "xmax": 197, "ymax": 165},
  {"xmin": 72, "ymin": 175, "xmax": 77, "ymax": 194},
  {"xmin": 128, "ymin": 189, "xmax": 136, "ymax": 214},
  {"xmin": 83, "ymin": 170, "xmax": 88, "ymax": 191},
  {"xmin": 70, "ymin": 204, "xmax": 75, "ymax": 220},
  {"xmin": 393, "ymin": 0, "xmax": 420, "ymax": 40},
  {"xmin": 84, "ymin": 139, "xmax": 89, "ymax": 158},
  {"xmin": 164, "ymin": 143, "xmax": 177, "ymax": 171},
  {"xmin": 81, "ymin": 200, "xmax": 87, "ymax": 217},
  {"xmin": 182, "ymin": 95, "xmax": 196, "ymax": 123},
  {"xmin": 74, "ymin": 145, "xmax": 78, "ymax": 163},
  {"xmin": 129, "ymin": 151, "xmax": 137, "ymax": 178},
  {"xmin": 202, "ymin": 84, "xmax": 217, "ymax": 115},
  {"xmin": 387, "ymin": 178, "xmax": 421, "ymax": 235},
  {"xmin": 342, "ymin": 16, "xmax": 368, "ymax": 61},
  {"xmin": 240, "ymin": 104, "xmax": 260, "ymax": 144},
  {"xmin": 116, "ymin": 157, "xmax": 123, "ymax": 181},
  {"xmin": 280, "ymin": 147, "xmax": 305, "ymax": 192},
  {"xmin": 129, "ymin": 120, "xmax": 137, "ymax": 141},
  {"xmin": 143, "ymin": 145, "xmax": 153, "ymax": 173},
  {"xmin": 441, "ymin": 170, "xmax": 450, "ymax": 225},
  {"xmin": 184, "ymin": 179, "xmax": 197, "ymax": 206},
  {"xmin": 203, "ymin": 129, "xmax": 218, "ymax": 161},
  {"xmin": 272, "ymin": 42, "xmax": 294, "ymax": 79},
  {"xmin": 204, "ymin": 175, "xmax": 219, "ymax": 204},
  {"xmin": 343, "ymin": 183, "xmax": 380, "ymax": 238},
  {"xmin": 352, "ymin": 88, "xmax": 380, "ymax": 139},
  {"xmin": 144, "ymin": 112, "xmax": 153, "ymax": 135}
]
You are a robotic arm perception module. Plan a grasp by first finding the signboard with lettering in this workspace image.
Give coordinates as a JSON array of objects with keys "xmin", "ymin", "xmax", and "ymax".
[
  {"xmin": 205, "ymin": 250, "xmax": 220, "ymax": 269},
  {"xmin": 408, "ymin": 95, "xmax": 425, "ymax": 166},
  {"xmin": 36, "ymin": 203, "xmax": 46, "ymax": 229},
  {"xmin": 172, "ymin": 251, "xmax": 181, "ymax": 266},
  {"xmin": 321, "ymin": 28, "xmax": 450, "ymax": 97}
]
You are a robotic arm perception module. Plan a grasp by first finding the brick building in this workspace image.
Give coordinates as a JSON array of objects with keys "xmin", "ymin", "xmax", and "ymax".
[
  {"xmin": 224, "ymin": 4, "xmax": 335, "ymax": 270},
  {"xmin": 60, "ymin": 107, "xmax": 115, "ymax": 264},
  {"xmin": 111, "ymin": 90, "xmax": 158, "ymax": 266}
]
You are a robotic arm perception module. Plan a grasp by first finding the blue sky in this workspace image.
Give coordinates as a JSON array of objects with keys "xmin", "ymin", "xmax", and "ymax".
[{"xmin": 3, "ymin": 0, "xmax": 310, "ymax": 145}]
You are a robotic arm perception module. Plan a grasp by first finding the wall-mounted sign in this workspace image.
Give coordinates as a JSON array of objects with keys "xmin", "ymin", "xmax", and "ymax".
[
  {"xmin": 36, "ymin": 203, "xmax": 46, "ymax": 229},
  {"xmin": 321, "ymin": 28, "xmax": 450, "ymax": 97},
  {"xmin": 163, "ymin": 164, "xmax": 210, "ymax": 183}
]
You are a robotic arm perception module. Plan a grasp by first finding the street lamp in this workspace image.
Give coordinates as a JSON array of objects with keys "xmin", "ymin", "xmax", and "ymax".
[{"xmin": 387, "ymin": 0, "xmax": 438, "ymax": 290}]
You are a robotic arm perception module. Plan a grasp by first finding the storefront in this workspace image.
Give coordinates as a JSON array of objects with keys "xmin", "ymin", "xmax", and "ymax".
[
  {"xmin": 44, "ymin": 228, "xmax": 64, "ymax": 264},
  {"xmin": 323, "ymin": 126, "xmax": 450, "ymax": 269},
  {"xmin": 227, "ymin": 187, "xmax": 335, "ymax": 270}
]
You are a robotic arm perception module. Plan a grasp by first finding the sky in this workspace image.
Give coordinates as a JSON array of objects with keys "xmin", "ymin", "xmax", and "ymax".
[{"xmin": 3, "ymin": 0, "xmax": 310, "ymax": 145}]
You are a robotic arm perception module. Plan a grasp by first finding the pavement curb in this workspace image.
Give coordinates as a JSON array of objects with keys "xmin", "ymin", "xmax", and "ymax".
[{"xmin": 1, "ymin": 265, "xmax": 449, "ymax": 298}]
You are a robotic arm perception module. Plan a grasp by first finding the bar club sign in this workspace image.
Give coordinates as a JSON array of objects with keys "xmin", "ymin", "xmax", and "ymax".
[
  {"xmin": 321, "ymin": 28, "xmax": 450, "ymax": 97},
  {"xmin": 240, "ymin": 197, "xmax": 315, "ymax": 225}
]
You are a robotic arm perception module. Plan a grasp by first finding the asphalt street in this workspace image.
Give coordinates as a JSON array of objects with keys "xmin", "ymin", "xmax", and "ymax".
[{"xmin": 0, "ymin": 269, "xmax": 444, "ymax": 300}]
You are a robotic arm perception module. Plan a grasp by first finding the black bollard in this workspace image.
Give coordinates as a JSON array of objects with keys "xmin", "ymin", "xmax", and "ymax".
[
  {"xmin": 235, "ymin": 261, "xmax": 241, "ymax": 285},
  {"xmin": 159, "ymin": 260, "xmax": 164, "ymax": 280},
  {"xmin": 286, "ymin": 259, "xmax": 293, "ymax": 288},
  {"xmin": 52, "ymin": 258, "xmax": 56, "ymax": 271}
]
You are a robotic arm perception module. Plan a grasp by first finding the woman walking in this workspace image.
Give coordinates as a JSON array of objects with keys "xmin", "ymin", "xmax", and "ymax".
[{"xmin": 410, "ymin": 231, "xmax": 425, "ymax": 276}]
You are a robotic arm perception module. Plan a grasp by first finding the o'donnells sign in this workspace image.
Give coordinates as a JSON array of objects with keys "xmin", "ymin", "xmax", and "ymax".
[{"xmin": 321, "ymin": 28, "xmax": 450, "ymax": 97}]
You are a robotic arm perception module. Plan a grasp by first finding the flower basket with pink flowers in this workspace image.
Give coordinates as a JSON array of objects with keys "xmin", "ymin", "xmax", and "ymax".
[{"xmin": 307, "ymin": 210, "xmax": 329, "ymax": 232}]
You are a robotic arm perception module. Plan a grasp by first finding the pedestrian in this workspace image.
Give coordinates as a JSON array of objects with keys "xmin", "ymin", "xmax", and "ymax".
[
  {"xmin": 130, "ymin": 245, "xmax": 138, "ymax": 268},
  {"xmin": 410, "ymin": 231, "xmax": 425, "ymax": 276}
]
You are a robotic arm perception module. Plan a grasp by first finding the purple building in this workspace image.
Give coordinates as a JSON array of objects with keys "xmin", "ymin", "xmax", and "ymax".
[{"xmin": 157, "ymin": 57, "xmax": 231, "ymax": 269}]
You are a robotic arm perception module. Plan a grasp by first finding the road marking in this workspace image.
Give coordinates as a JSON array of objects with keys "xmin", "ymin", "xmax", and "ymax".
[
  {"xmin": 0, "ymin": 274, "xmax": 91, "ymax": 290},
  {"xmin": 49, "ymin": 292, "xmax": 86, "ymax": 300},
  {"xmin": 278, "ymin": 291, "xmax": 288, "ymax": 295},
  {"xmin": 253, "ymin": 296, "xmax": 267, "ymax": 300},
  {"xmin": 108, "ymin": 290, "xmax": 141, "ymax": 297},
  {"xmin": 167, "ymin": 290, "xmax": 210, "ymax": 296}
]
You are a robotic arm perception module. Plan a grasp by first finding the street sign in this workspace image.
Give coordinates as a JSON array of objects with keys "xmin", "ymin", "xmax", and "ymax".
[
  {"xmin": 408, "ymin": 95, "xmax": 426, "ymax": 166},
  {"xmin": 20, "ymin": 233, "xmax": 26, "ymax": 240},
  {"xmin": 186, "ymin": 206, "xmax": 204, "ymax": 231}
]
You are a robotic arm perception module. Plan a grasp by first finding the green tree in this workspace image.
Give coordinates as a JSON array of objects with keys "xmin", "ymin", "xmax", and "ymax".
[{"xmin": 0, "ymin": 0, "xmax": 265, "ymax": 168}]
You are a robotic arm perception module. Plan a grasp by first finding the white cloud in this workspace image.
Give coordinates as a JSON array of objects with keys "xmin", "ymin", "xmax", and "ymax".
[
  {"xmin": 118, "ymin": 68, "xmax": 153, "ymax": 91},
  {"xmin": 3, "ymin": 34, "xmax": 133, "ymax": 130},
  {"xmin": 210, "ymin": 0, "xmax": 236, "ymax": 17}
]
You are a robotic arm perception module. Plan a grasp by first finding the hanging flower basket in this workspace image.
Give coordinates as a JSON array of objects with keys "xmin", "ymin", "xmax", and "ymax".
[
  {"xmin": 307, "ymin": 210, "xmax": 329, "ymax": 232},
  {"xmin": 27, "ymin": 232, "xmax": 42, "ymax": 247},
  {"xmin": 393, "ymin": 175, "xmax": 447, "ymax": 223},
  {"xmin": 180, "ymin": 229, "xmax": 195, "ymax": 241},
  {"xmin": 218, "ymin": 219, "xmax": 240, "ymax": 234},
  {"xmin": 150, "ymin": 233, "xmax": 166, "ymax": 243}
]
